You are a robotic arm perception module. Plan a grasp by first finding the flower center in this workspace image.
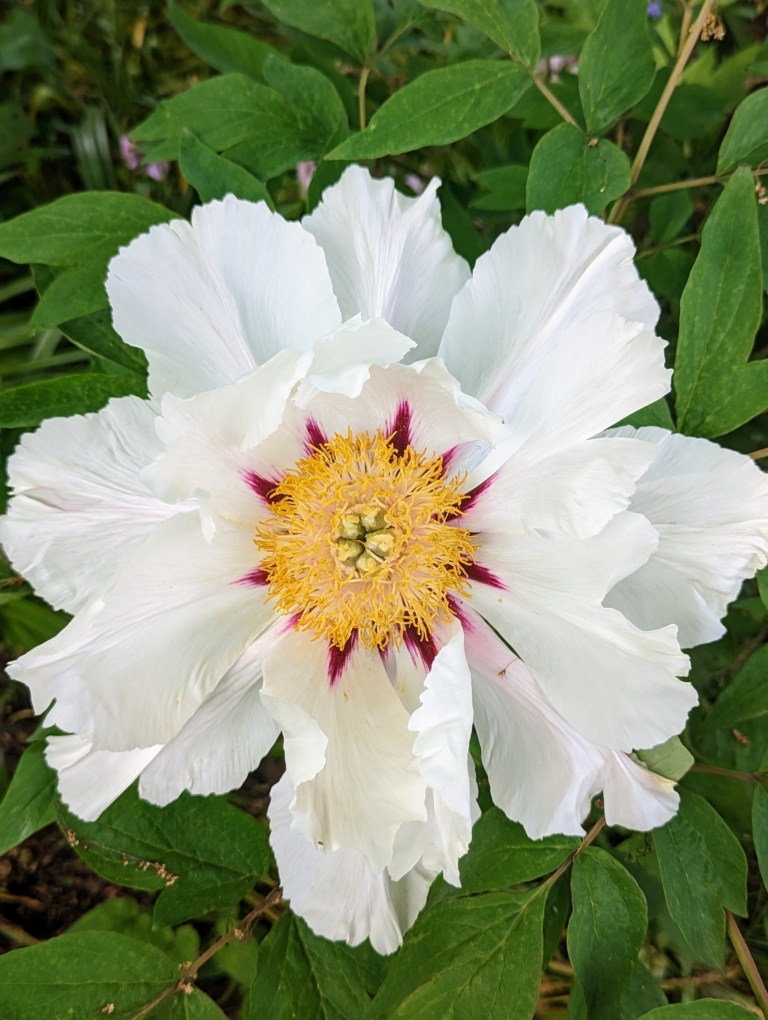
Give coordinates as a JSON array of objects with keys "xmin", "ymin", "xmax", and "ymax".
[{"xmin": 254, "ymin": 430, "xmax": 475, "ymax": 650}]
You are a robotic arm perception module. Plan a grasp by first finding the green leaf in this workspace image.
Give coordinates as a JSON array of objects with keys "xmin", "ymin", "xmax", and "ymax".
[
  {"xmin": 639, "ymin": 1003, "xmax": 755, "ymax": 1019},
  {"xmin": 526, "ymin": 122, "xmax": 630, "ymax": 215},
  {"xmin": 417, "ymin": 0, "xmax": 540, "ymax": 68},
  {"xmin": 675, "ymin": 168, "xmax": 768, "ymax": 437},
  {"xmin": 29, "ymin": 259, "xmax": 109, "ymax": 330},
  {"xmin": 635, "ymin": 736, "xmax": 694, "ymax": 782},
  {"xmin": 578, "ymin": 0, "xmax": 655, "ymax": 135},
  {"xmin": 0, "ymin": 192, "xmax": 176, "ymax": 267},
  {"xmin": 0, "ymin": 740, "xmax": 57, "ymax": 855},
  {"xmin": 752, "ymin": 784, "xmax": 768, "ymax": 891},
  {"xmin": 704, "ymin": 643, "xmax": 768, "ymax": 730},
  {"xmin": 262, "ymin": 53, "xmax": 347, "ymax": 139},
  {"xmin": 259, "ymin": 0, "xmax": 376, "ymax": 65},
  {"xmin": 68, "ymin": 896, "xmax": 200, "ymax": 966},
  {"xmin": 61, "ymin": 308, "xmax": 148, "ymax": 376},
  {"xmin": 327, "ymin": 61, "xmax": 531, "ymax": 160},
  {"xmin": 471, "ymin": 164, "xmax": 528, "ymax": 211},
  {"xmin": 247, "ymin": 912, "xmax": 383, "ymax": 1020},
  {"xmin": 649, "ymin": 191, "xmax": 694, "ymax": 245},
  {"xmin": 0, "ymin": 930, "xmax": 178, "ymax": 1020},
  {"xmin": 758, "ymin": 203, "xmax": 768, "ymax": 295},
  {"xmin": 133, "ymin": 73, "xmax": 337, "ymax": 180},
  {"xmin": 168, "ymin": 0, "xmax": 278, "ymax": 79},
  {"xmin": 459, "ymin": 806, "xmax": 579, "ymax": 893},
  {"xmin": 179, "ymin": 131, "xmax": 273, "ymax": 206},
  {"xmin": 0, "ymin": 8, "xmax": 55, "ymax": 73},
  {"xmin": 0, "ymin": 598, "xmax": 68, "ymax": 655},
  {"xmin": 369, "ymin": 890, "xmax": 545, "ymax": 1019},
  {"xmin": 0, "ymin": 374, "xmax": 145, "ymax": 428},
  {"xmin": 717, "ymin": 88, "xmax": 768, "ymax": 173},
  {"xmin": 439, "ymin": 181, "xmax": 488, "ymax": 266},
  {"xmin": 568, "ymin": 848, "xmax": 647, "ymax": 1020},
  {"xmin": 613, "ymin": 397, "xmax": 675, "ymax": 431},
  {"xmin": 170, "ymin": 989, "xmax": 230, "ymax": 1019},
  {"xmin": 653, "ymin": 790, "xmax": 747, "ymax": 969},
  {"xmin": 757, "ymin": 565, "xmax": 768, "ymax": 612},
  {"xmin": 58, "ymin": 785, "xmax": 273, "ymax": 927}
]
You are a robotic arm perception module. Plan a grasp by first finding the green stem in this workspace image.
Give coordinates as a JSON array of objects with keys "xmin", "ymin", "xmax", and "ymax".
[
  {"xmin": 727, "ymin": 910, "xmax": 768, "ymax": 1018},
  {"xmin": 532, "ymin": 74, "xmax": 578, "ymax": 127}
]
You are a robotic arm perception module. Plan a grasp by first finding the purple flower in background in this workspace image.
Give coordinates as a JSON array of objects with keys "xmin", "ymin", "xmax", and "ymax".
[
  {"xmin": 120, "ymin": 134, "xmax": 170, "ymax": 182},
  {"xmin": 647, "ymin": 1, "xmax": 663, "ymax": 18},
  {"xmin": 297, "ymin": 161, "xmax": 316, "ymax": 197},
  {"xmin": 404, "ymin": 173, "xmax": 425, "ymax": 195}
]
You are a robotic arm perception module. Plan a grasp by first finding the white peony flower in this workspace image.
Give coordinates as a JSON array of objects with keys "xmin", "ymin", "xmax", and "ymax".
[{"xmin": 2, "ymin": 166, "xmax": 766, "ymax": 955}]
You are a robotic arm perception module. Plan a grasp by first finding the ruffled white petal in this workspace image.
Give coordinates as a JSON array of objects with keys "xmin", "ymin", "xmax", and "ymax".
[
  {"xmin": 269, "ymin": 774, "xmax": 435, "ymax": 955},
  {"xmin": 106, "ymin": 196, "xmax": 341, "ymax": 398},
  {"xmin": 440, "ymin": 204, "xmax": 661, "ymax": 422},
  {"xmin": 9, "ymin": 512, "xmax": 272, "ymax": 751},
  {"xmin": 467, "ymin": 512, "xmax": 696, "ymax": 751},
  {"xmin": 260, "ymin": 629, "xmax": 427, "ymax": 873},
  {"xmin": 462, "ymin": 436, "xmax": 659, "ymax": 540},
  {"xmin": 303, "ymin": 166, "xmax": 470, "ymax": 360},
  {"xmin": 45, "ymin": 734, "xmax": 161, "ymax": 822},
  {"xmin": 462, "ymin": 604, "xmax": 679, "ymax": 837},
  {"xmin": 605, "ymin": 427, "xmax": 768, "ymax": 648},
  {"xmin": 0, "ymin": 397, "xmax": 188, "ymax": 614}
]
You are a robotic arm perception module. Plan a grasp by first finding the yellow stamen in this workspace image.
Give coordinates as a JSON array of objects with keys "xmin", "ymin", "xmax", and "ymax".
[{"xmin": 254, "ymin": 429, "xmax": 475, "ymax": 649}]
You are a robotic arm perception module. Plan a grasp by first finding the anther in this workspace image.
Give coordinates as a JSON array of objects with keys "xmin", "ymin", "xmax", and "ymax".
[
  {"xmin": 366, "ymin": 529, "xmax": 395, "ymax": 558},
  {"xmin": 360, "ymin": 505, "xmax": 387, "ymax": 532}
]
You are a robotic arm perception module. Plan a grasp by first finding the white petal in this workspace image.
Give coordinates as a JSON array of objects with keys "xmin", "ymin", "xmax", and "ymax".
[
  {"xmin": 45, "ymin": 734, "xmax": 161, "ymax": 822},
  {"xmin": 463, "ymin": 436, "xmax": 659, "ymax": 540},
  {"xmin": 600, "ymin": 750, "xmax": 679, "ymax": 831},
  {"xmin": 467, "ymin": 512, "xmax": 696, "ymax": 751},
  {"xmin": 260, "ymin": 629, "xmax": 427, "ymax": 873},
  {"xmin": 139, "ymin": 622, "xmax": 285, "ymax": 805},
  {"xmin": 303, "ymin": 166, "xmax": 469, "ymax": 359},
  {"xmin": 0, "ymin": 397, "xmax": 187, "ymax": 613},
  {"xmin": 463, "ymin": 606, "xmax": 601, "ymax": 838},
  {"xmin": 106, "ymin": 196, "xmax": 341, "ymax": 398},
  {"xmin": 268, "ymin": 774, "xmax": 434, "ymax": 955},
  {"xmin": 440, "ymin": 204, "xmax": 661, "ymax": 421},
  {"xmin": 605, "ymin": 428, "xmax": 768, "ymax": 647},
  {"xmin": 9, "ymin": 512, "xmax": 272, "ymax": 751}
]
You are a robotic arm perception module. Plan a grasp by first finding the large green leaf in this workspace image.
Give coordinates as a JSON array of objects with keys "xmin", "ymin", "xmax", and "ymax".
[
  {"xmin": 0, "ymin": 739, "xmax": 57, "ymax": 855},
  {"xmin": 0, "ymin": 930, "xmax": 178, "ymax": 1020},
  {"xmin": 717, "ymin": 87, "xmax": 768, "ymax": 173},
  {"xmin": 61, "ymin": 307, "xmax": 148, "ymax": 376},
  {"xmin": 675, "ymin": 168, "xmax": 768, "ymax": 437},
  {"xmin": 526, "ymin": 122, "xmax": 630, "ymax": 214},
  {"xmin": 69, "ymin": 896, "xmax": 200, "ymax": 965},
  {"xmin": 417, "ymin": 0, "xmax": 540, "ymax": 68},
  {"xmin": 170, "ymin": 989, "xmax": 230, "ymax": 1019},
  {"xmin": 368, "ymin": 890, "xmax": 545, "ymax": 1019},
  {"xmin": 133, "ymin": 72, "xmax": 339, "ymax": 180},
  {"xmin": 247, "ymin": 912, "xmax": 384, "ymax": 1020},
  {"xmin": 58, "ymin": 786, "xmax": 273, "ymax": 927},
  {"xmin": 568, "ymin": 848, "xmax": 647, "ymax": 1020},
  {"xmin": 0, "ymin": 192, "xmax": 176, "ymax": 267},
  {"xmin": 458, "ymin": 806, "xmax": 579, "ymax": 893},
  {"xmin": 168, "ymin": 0, "xmax": 278, "ymax": 79},
  {"xmin": 328, "ymin": 61, "xmax": 531, "ymax": 160},
  {"xmin": 635, "ymin": 736, "xmax": 694, "ymax": 782},
  {"xmin": 653, "ymin": 790, "xmax": 747, "ymax": 969},
  {"xmin": 471, "ymin": 163, "xmax": 528, "ymax": 211},
  {"xmin": 578, "ymin": 0, "xmax": 655, "ymax": 135},
  {"xmin": 259, "ymin": 0, "xmax": 376, "ymax": 65},
  {"xmin": 0, "ymin": 373, "xmax": 146, "ymax": 428},
  {"xmin": 704, "ymin": 644, "xmax": 768, "ymax": 730},
  {"xmin": 29, "ymin": 259, "xmax": 109, "ymax": 330},
  {"xmin": 179, "ymin": 131, "xmax": 273, "ymax": 206}
]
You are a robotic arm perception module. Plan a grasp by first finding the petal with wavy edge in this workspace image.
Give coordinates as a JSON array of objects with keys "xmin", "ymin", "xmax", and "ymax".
[
  {"xmin": 45, "ymin": 734, "xmax": 161, "ymax": 823},
  {"xmin": 303, "ymin": 166, "xmax": 470, "ymax": 360},
  {"xmin": 466, "ymin": 512, "xmax": 695, "ymax": 751},
  {"xmin": 106, "ymin": 196, "xmax": 341, "ymax": 398},
  {"xmin": 9, "ymin": 511, "xmax": 272, "ymax": 751},
  {"xmin": 260, "ymin": 628, "xmax": 427, "ymax": 873},
  {"xmin": 605, "ymin": 427, "xmax": 768, "ymax": 648},
  {"xmin": 600, "ymin": 750, "xmax": 679, "ymax": 831},
  {"xmin": 440, "ymin": 204, "xmax": 660, "ymax": 421},
  {"xmin": 0, "ymin": 397, "xmax": 189, "ymax": 614},
  {"xmin": 462, "ymin": 436, "xmax": 659, "ymax": 540},
  {"xmin": 268, "ymin": 774, "xmax": 435, "ymax": 954}
]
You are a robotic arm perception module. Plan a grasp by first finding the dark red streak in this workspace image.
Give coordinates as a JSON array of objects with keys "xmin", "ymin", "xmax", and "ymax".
[
  {"xmin": 404, "ymin": 627, "xmax": 438, "ymax": 670},
  {"xmin": 328, "ymin": 632, "xmax": 358, "ymax": 686},
  {"xmin": 387, "ymin": 401, "xmax": 412, "ymax": 457}
]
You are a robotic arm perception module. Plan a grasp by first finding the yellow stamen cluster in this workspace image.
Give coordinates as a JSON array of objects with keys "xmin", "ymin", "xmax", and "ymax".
[{"xmin": 254, "ymin": 429, "xmax": 475, "ymax": 649}]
